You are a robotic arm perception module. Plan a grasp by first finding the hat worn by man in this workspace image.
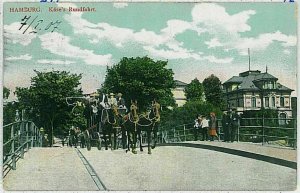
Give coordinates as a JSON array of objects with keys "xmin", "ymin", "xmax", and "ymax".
[
  {"xmin": 110, "ymin": 93, "xmax": 115, "ymax": 96},
  {"xmin": 117, "ymin": 93, "xmax": 122, "ymax": 97}
]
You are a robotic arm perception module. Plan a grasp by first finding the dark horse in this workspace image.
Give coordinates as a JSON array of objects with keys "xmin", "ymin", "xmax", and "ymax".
[
  {"xmin": 126, "ymin": 101, "xmax": 160, "ymax": 154},
  {"xmin": 100, "ymin": 106, "xmax": 127, "ymax": 150}
]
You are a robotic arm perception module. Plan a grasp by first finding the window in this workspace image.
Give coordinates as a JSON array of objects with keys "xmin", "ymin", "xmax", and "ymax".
[
  {"xmin": 251, "ymin": 97, "xmax": 256, "ymax": 108},
  {"xmin": 271, "ymin": 97, "xmax": 276, "ymax": 107},
  {"xmin": 280, "ymin": 97, "xmax": 284, "ymax": 107},
  {"xmin": 265, "ymin": 97, "xmax": 269, "ymax": 107}
]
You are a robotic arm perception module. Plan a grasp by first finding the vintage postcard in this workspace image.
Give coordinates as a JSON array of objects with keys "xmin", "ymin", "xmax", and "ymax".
[{"xmin": 1, "ymin": 0, "xmax": 298, "ymax": 191}]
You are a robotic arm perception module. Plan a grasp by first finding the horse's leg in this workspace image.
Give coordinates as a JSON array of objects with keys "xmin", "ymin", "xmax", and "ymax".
[
  {"xmin": 103, "ymin": 128, "xmax": 108, "ymax": 150},
  {"xmin": 152, "ymin": 123, "xmax": 158, "ymax": 149},
  {"xmin": 138, "ymin": 128, "xmax": 143, "ymax": 152},
  {"xmin": 147, "ymin": 128, "xmax": 152, "ymax": 154},
  {"xmin": 132, "ymin": 124, "xmax": 137, "ymax": 154},
  {"xmin": 121, "ymin": 126, "xmax": 127, "ymax": 149},
  {"xmin": 113, "ymin": 127, "xmax": 117, "ymax": 150},
  {"xmin": 126, "ymin": 128, "xmax": 131, "ymax": 153},
  {"xmin": 110, "ymin": 127, "xmax": 114, "ymax": 150}
]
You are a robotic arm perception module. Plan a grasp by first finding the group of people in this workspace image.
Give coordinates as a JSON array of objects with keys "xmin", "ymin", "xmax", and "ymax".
[
  {"xmin": 100, "ymin": 92, "xmax": 126, "ymax": 110},
  {"xmin": 222, "ymin": 109, "xmax": 240, "ymax": 142},
  {"xmin": 193, "ymin": 109, "xmax": 240, "ymax": 142},
  {"xmin": 193, "ymin": 112, "xmax": 218, "ymax": 141}
]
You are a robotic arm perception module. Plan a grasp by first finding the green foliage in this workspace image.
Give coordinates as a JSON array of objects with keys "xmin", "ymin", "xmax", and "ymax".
[
  {"xmin": 202, "ymin": 74, "xmax": 224, "ymax": 108},
  {"xmin": 3, "ymin": 102, "xmax": 19, "ymax": 125},
  {"xmin": 15, "ymin": 70, "xmax": 83, "ymax": 143},
  {"xmin": 102, "ymin": 56, "xmax": 175, "ymax": 111},
  {"xmin": 3, "ymin": 86, "xmax": 10, "ymax": 99},
  {"xmin": 161, "ymin": 100, "xmax": 222, "ymax": 129},
  {"xmin": 185, "ymin": 78, "xmax": 204, "ymax": 102}
]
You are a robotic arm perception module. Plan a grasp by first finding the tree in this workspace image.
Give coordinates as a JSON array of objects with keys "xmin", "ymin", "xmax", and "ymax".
[
  {"xmin": 102, "ymin": 56, "xmax": 175, "ymax": 111},
  {"xmin": 202, "ymin": 74, "xmax": 224, "ymax": 108},
  {"xmin": 185, "ymin": 78, "xmax": 204, "ymax": 102},
  {"xmin": 160, "ymin": 100, "xmax": 222, "ymax": 129},
  {"xmin": 15, "ymin": 70, "xmax": 83, "ymax": 146},
  {"xmin": 3, "ymin": 86, "xmax": 18, "ymax": 126},
  {"xmin": 3, "ymin": 86, "xmax": 10, "ymax": 99}
]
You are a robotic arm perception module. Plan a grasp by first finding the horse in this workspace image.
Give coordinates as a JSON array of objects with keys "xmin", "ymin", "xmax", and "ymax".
[
  {"xmin": 100, "ymin": 105, "xmax": 127, "ymax": 150},
  {"xmin": 125, "ymin": 100, "xmax": 160, "ymax": 154},
  {"xmin": 125, "ymin": 103, "xmax": 139, "ymax": 154}
]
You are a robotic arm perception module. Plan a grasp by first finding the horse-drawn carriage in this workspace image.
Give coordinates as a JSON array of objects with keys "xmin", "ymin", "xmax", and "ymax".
[
  {"xmin": 66, "ymin": 94, "xmax": 161, "ymax": 153},
  {"xmin": 83, "ymin": 124, "xmax": 102, "ymax": 151}
]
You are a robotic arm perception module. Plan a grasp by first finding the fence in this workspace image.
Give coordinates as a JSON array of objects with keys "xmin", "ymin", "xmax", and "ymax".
[
  {"xmin": 153, "ymin": 117, "xmax": 296, "ymax": 149},
  {"xmin": 3, "ymin": 121, "xmax": 42, "ymax": 176}
]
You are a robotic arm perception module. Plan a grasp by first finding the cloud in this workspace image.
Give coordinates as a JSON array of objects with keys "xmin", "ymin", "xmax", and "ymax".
[
  {"xmin": 39, "ymin": 32, "xmax": 112, "ymax": 66},
  {"xmin": 192, "ymin": 3, "xmax": 255, "ymax": 33},
  {"xmin": 62, "ymin": 3, "xmax": 295, "ymax": 64},
  {"xmin": 231, "ymin": 31, "xmax": 297, "ymax": 55},
  {"xmin": 113, "ymin": 3, "xmax": 128, "ymax": 9},
  {"xmin": 190, "ymin": 4, "xmax": 296, "ymax": 55},
  {"xmin": 203, "ymin": 55, "xmax": 233, "ymax": 64},
  {"xmin": 4, "ymin": 22, "xmax": 37, "ymax": 46},
  {"xmin": 37, "ymin": 59, "xmax": 76, "ymax": 65},
  {"xmin": 283, "ymin": 49, "xmax": 291, "ymax": 55},
  {"xmin": 6, "ymin": 54, "xmax": 32, "ymax": 61},
  {"xmin": 205, "ymin": 38, "xmax": 223, "ymax": 49},
  {"xmin": 63, "ymin": 6, "xmax": 231, "ymax": 64}
]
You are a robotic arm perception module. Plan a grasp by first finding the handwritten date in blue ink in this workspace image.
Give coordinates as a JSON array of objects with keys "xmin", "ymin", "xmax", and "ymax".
[{"xmin": 19, "ymin": 15, "xmax": 62, "ymax": 34}]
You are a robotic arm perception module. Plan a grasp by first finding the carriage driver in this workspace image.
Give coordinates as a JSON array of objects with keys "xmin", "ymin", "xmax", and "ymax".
[
  {"xmin": 117, "ymin": 93, "xmax": 126, "ymax": 109},
  {"xmin": 108, "ymin": 93, "xmax": 118, "ymax": 108}
]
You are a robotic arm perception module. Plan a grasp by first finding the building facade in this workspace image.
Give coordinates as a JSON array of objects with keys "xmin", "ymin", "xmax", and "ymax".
[
  {"xmin": 223, "ymin": 70, "xmax": 294, "ymax": 118},
  {"xmin": 172, "ymin": 80, "xmax": 187, "ymax": 107}
]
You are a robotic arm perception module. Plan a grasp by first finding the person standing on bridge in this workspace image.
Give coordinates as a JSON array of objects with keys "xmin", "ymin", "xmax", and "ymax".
[
  {"xmin": 193, "ymin": 115, "xmax": 202, "ymax": 141},
  {"xmin": 230, "ymin": 109, "xmax": 240, "ymax": 142},
  {"xmin": 222, "ymin": 111, "xmax": 231, "ymax": 142},
  {"xmin": 201, "ymin": 115, "xmax": 209, "ymax": 141},
  {"xmin": 209, "ymin": 112, "xmax": 217, "ymax": 141}
]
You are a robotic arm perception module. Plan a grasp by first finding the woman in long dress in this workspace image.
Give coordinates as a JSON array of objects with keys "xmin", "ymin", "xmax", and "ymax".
[{"xmin": 209, "ymin": 112, "xmax": 217, "ymax": 141}]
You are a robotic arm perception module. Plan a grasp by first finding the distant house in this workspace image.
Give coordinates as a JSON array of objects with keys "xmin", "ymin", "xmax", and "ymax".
[
  {"xmin": 172, "ymin": 80, "xmax": 187, "ymax": 107},
  {"xmin": 223, "ymin": 70, "xmax": 294, "ymax": 119}
]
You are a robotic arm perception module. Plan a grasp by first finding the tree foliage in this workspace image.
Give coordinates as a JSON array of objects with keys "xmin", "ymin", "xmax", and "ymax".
[
  {"xmin": 202, "ymin": 74, "xmax": 224, "ymax": 108},
  {"xmin": 161, "ymin": 100, "xmax": 222, "ymax": 129},
  {"xmin": 15, "ymin": 70, "xmax": 83, "ymax": 144},
  {"xmin": 102, "ymin": 56, "xmax": 175, "ymax": 111},
  {"xmin": 3, "ymin": 86, "xmax": 10, "ymax": 99},
  {"xmin": 185, "ymin": 78, "xmax": 204, "ymax": 102}
]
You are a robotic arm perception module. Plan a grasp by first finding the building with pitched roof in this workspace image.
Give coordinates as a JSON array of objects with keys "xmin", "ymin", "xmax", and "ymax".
[
  {"xmin": 223, "ymin": 70, "xmax": 294, "ymax": 118},
  {"xmin": 172, "ymin": 80, "xmax": 187, "ymax": 107}
]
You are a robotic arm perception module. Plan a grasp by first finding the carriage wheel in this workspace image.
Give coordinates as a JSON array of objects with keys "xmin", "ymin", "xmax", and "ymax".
[
  {"xmin": 97, "ymin": 139, "xmax": 102, "ymax": 150},
  {"xmin": 86, "ymin": 139, "xmax": 91, "ymax": 151}
]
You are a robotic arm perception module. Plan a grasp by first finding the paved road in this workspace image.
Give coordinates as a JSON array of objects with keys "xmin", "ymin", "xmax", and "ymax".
[
  {"xmin": 80, "ymin": 146, "xmax": 296, "ymax": 191},
  {"xmin": 3, "ymin": 142, "xmax": 297, "ymax": 191},
  {"xmin": 3, "ymin": 148, "xmax": 98, "ymax": 191}
]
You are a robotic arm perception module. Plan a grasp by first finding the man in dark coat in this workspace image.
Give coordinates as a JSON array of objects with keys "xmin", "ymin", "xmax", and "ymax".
[
  {"xmin": 222, "ymin": 111, "xmax": 231, "ymax": 142},
  {"xmin": 230, "ymin": 109, "xmax": 240, "ymax": 142}
]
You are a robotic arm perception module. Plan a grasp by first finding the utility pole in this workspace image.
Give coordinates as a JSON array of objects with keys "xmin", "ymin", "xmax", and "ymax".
[{"xmin": 248, "ymin": 48, "xmax": 251, "ymax": 71}]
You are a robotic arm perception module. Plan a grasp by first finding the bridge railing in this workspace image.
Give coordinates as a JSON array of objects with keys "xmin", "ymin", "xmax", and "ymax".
[
  {"xmin": 3, "ymin": 121, "xmax": 42, "ymax": 176},
  {"xmin": 156, "ymin": 117, "xmax": 297, "ymax": 149}
]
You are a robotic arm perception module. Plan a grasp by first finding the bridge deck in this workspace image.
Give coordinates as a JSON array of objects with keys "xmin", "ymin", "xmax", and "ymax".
[
  {"xmin": 3, "ymin": 148, "xmax": 98, "ymax": 191},
  {"xmin": 3, "ymin": 141, "xmax": 297, "ymax": 191}
]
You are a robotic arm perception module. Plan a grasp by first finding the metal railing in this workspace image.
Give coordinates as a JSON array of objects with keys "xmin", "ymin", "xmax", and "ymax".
[
  {"xmin": 3, "ymin": 121, "xmax": 42, "ymax": 176},
  {"xmin": 155, "ymin": 117, "xmax": 297, "ymax": 149}
]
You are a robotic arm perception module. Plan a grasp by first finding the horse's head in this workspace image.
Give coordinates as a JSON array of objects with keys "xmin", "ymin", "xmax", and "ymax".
[
  {"xmin": 149, "ymin": 101, "xmax": 161, "ymax": 122},
  {"xmin": 130, "ymin": 102, "xmax": 139, "ymax": 122}
]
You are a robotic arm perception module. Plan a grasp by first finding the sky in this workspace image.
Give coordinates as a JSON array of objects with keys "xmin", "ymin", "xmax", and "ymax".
[{"xmin": 3, "ymin": 2, "xmax": 297, "ymax": 100}]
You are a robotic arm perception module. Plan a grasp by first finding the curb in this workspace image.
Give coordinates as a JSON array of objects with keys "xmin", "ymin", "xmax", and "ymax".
[{"xmin": 158, "ymin": 143, "xmax": 297, "ymax": 169}]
